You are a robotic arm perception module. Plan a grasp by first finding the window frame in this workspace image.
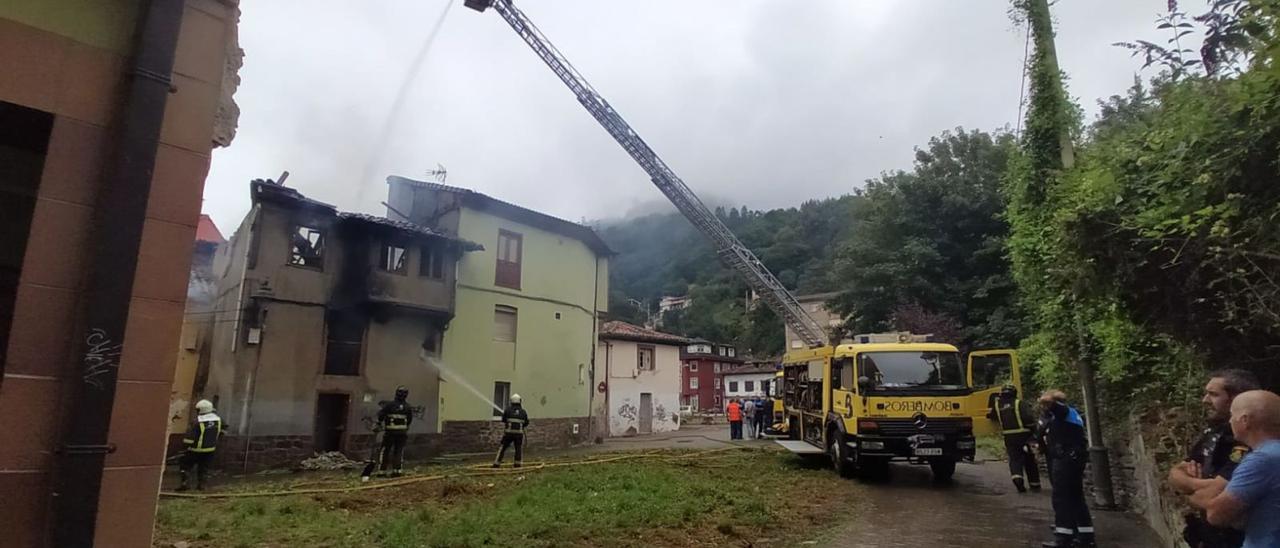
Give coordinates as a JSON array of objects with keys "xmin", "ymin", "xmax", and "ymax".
[
  {"xmin": 495, "ymin": 229, "xmax": 523, "ymax": 290},
  {"xmin": 493, "ymin": 305, "xmax": 518, "ymax": 343},
  {"xmin": 492, "ymin": 381, "xmax": 511, "ymax": 417},
  {"xmin": 728, "ymin": 380, "xmax": 738, "ymax": 393},
  {"xmin": 419, "ymin": 242, "xmax": 445, "ymax": 279},
  {"xmin": 637, "ymin": 345, "xmax": 655, "ymax": 372},
  {"xmin": 380, "ymin": 241, "xmax": 408, "ymax": 274},
  {"xmin": 689, "ymin": 377, "xmax": 699, "ymax": 390},
  {"xmin": 289, "ymin": 225, "xmax": 326, "ymax": 270}
]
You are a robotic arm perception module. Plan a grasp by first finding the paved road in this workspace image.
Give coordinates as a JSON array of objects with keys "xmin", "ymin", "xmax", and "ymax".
[{"xmin": 589, "ymin": 425, "xmax": 1165, "ymax": 548}]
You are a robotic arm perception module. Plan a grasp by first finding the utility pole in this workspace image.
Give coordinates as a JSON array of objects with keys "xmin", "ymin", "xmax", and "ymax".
[{"xmin": 1024, "ymin": 0, "xmax": 1115, "ymax": 508}]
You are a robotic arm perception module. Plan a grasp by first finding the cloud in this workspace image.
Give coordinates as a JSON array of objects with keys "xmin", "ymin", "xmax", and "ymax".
[{"xmin": 203, "ymin": 0, "xmax": 1173, "ymax": 232}]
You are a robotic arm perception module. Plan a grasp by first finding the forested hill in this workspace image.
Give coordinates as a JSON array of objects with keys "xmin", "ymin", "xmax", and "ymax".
[{"xmin": 593, "ymin": 128, "xmax": 1024, "ymax": 358}]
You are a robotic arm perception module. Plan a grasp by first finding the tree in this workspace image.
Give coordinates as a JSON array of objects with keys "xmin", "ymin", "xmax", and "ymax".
[{"xmin": 829, "ymin": 128, "xmax": 1024, "ymax": 348}]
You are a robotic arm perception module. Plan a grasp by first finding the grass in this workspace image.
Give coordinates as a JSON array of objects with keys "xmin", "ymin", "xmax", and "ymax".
[{"xmin": 154, "ymin": 449, "xmax": 860, "ymax": 547}]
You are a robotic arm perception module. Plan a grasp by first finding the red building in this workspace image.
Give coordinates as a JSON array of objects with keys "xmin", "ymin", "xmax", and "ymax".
[{"xmin": 680, "ymin": 339, "xmax": 742, "ymax": 412}]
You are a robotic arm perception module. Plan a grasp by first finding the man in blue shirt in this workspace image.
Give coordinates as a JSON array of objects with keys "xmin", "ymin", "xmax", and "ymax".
[{"xmin": 1190, "ymin": 390, "xmax": 1280, "ymax": 548}]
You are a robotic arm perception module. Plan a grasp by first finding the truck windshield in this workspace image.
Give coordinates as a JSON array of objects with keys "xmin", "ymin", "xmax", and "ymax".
[{"xmin": 859, "ymin": 351, "xmax": 965, "ymax": 390}]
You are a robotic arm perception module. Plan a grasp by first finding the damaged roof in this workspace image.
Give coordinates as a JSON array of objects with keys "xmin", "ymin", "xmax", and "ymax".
[
  {"xmin": 249, "ymin": 180, "xmax": 482, "ymax": 251},
  {"xmin": 599, "ymin": 321, "xmax": 690, "ymax": 345},
  {"xmin": 387, "ymin": 176, "xmax": 614, "ymax": 256},
  {"xmin": 338, "ymin": 213, "xmax": 483, "ymax": 251}
]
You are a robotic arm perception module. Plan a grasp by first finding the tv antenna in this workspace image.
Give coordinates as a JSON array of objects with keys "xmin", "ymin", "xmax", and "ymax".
[{"xmin": 425, "ymin": 163, "xmax": 447, "ymax": 183}]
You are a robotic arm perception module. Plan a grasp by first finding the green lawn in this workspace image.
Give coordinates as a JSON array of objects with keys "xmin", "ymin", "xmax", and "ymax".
[{"xmin": 154, "ymin": 448, "xmax": 858, "ymax": 548}]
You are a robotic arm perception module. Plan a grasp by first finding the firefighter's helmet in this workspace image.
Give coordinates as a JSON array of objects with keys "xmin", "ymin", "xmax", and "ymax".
[
  {"xmin": 510, "ymin": 394, "xmax": 522, "ymax": 405},
  {"xmin": 395, "ymin": 386, "xmax": 409, "ymax": 400},
  {"xmin": 195, "ymin": 399, "xmax": 214, "ymax": 414}
]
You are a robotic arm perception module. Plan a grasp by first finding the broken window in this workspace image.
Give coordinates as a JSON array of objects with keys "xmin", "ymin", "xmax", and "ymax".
[
  {"xmin": 324, "ymin": 311, "xmax": 364, "ymax": 376},
  {"xmin": 637, "ymin": 346, "xmax": 655, "ymax": 371},
  {"xmin": 380, "ymin": 242, "xmax": 407, "ymax": 274},
  {"xmin": 495, "ymin": 229, "xmax": 522, "ymax": 290},
  {"xmin": 492, "ymin": 381, "xmax": 511, "ymax": 417},
  {"xmin": 290, "ymin": 225, "xmax": 324, "ymax": 268},
  {"xmin": 493, "ymin": 305, "xmax": 517, "ymax": 342},
  {"xmin": 419, "ymin": 243, "xmax": 445, "ymax": 279}
]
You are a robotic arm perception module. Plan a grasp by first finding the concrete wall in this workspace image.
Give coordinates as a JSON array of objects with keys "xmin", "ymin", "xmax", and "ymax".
[
  {"xmin": 601, "ymin": 340, "xmax": 681, "ymax": 436},
  {"xmin": 0, "ymin": 1, "xmax": 240, "ymax": 545},
  {"xmin": 436, "ymin": 206, "xmax": 607, "ymax": 430}
]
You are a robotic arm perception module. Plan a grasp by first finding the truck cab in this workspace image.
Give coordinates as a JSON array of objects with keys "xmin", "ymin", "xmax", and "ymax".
[{"xmin": 777, "ymin": 335, "xmax": 1018, "ymax": 481}]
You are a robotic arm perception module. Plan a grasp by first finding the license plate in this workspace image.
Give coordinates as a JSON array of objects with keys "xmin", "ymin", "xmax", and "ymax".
[{"xmin": 913, "ymin": 447, "xmax": 943, "ymax": 456}]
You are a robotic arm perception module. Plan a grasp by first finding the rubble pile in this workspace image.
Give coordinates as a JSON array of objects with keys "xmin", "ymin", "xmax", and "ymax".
[{"xmin": 299, "ymin": 451, "xmax": 362, "ymax": 470}]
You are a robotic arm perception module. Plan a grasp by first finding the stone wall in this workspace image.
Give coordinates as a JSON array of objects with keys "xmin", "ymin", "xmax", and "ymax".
[
  {"xmin": 1082, "ymin": 413, "xmax": 1190, "ymax": 548},
  {"xmin": 210, "ymin": 417, "xmax": 590, "ymax": 471}
]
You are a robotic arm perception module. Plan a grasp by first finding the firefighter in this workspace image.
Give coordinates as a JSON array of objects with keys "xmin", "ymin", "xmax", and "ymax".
[
  {"xmin": 178, "ymin": 399, "xmax": 222, "ymax": 491},
  {"xmin": 377, "ymin": 386, "xmax": 413, "ymax": 477},
  {"xmin": 1039, "ymin": 389, "xmax": 1095, "ymax": 548},
  {"xmin": 493, "ymin": 394, "xmax": 529, "ymax": 468},
  {"xmin": 988, "ymin": 385, "xmax": 1042, "ymax": 493}
]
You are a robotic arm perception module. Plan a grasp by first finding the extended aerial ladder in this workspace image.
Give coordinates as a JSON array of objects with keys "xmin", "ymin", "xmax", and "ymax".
[{"xmin": 464, "ymin": 0, "xmax": 829, "ymax": 348}]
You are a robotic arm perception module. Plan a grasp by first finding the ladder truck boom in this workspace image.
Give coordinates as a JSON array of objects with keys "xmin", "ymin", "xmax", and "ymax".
[{"xmin": 464, "ymin": 0, "xmax": 829, "ymax": 348}]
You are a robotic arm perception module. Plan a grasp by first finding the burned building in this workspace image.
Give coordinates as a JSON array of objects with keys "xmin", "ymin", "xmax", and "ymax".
[{"xmin": 203, "ymin": 180, "xmax": 481, "ymax": 469}]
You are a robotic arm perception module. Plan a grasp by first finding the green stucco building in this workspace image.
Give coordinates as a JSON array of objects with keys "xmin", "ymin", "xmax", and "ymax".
[{"xmin": 386, "ymin": 176, "xmax": 611, "ymax": 447}]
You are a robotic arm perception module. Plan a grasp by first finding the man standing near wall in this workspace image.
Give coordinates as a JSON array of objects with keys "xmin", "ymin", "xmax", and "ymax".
[
  {"xmin": 1039, "ymin": 389, "xmax": 1095, "ymax": 548},
  {"xmin": 177, "ymin": 400, "xmax": 221, "ymax": 491},
  {"xmin": 1190, "ymin": 390, "xmax": 1280, "ymax": 548},
  {"xmin": 1169, "ymin": 369, "xmax": 1260, "ymax": 548}
]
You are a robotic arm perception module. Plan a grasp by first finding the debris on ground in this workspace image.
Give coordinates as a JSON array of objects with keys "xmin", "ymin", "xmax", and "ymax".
[{"xmin": 299, "ymin": 451, "xmax": 362, "ymax": 470}]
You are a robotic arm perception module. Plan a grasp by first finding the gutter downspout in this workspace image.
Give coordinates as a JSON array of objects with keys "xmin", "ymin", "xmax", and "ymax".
[
  {"xmin": 585, "ymin": 255, "xmax": 601, "ymax": 442},
  {"xmin": 51, "ymin": 1, "xmax": 186, "ymax": 544}
]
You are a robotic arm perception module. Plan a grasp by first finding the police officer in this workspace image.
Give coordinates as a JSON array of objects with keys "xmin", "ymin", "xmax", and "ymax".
[
  {"xmin": 178, "ymin": 399, "xmax": 222, "ymax": 491},
  {"xmin": 377, "ymin": 386, "xmax": 413, "ymax": 477},
  {"xmin": 1168, "ymin": 369, "xmax": 1260, "ymax": 548},
  {"xmin": 493, "ymin": 394, "xmax": 529, "ymax": 468},
  {"xmin": 988, "ymin": 385, "xmax": 1042, "ymax": 492},
  {"xmin": 1039, "ymin": 389, "xmax": 1095, "ymax": 548}
]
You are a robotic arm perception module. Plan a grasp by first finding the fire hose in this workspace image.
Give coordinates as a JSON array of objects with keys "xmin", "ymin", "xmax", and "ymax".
[{"xmin": 160, "ymin": 447, "xmax": 747, "ymax": 499}]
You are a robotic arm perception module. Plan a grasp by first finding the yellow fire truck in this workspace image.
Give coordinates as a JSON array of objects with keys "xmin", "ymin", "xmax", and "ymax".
[{"xmin": 776, "ymin": 334, "xmax": 1020, "ymax": 481}]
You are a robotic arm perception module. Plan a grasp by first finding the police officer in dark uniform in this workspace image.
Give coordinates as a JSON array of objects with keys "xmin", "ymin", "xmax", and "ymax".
[
  {"xmin": 377, "ymin": 386, "xmax": 413, "ymax": 477},
  {"xmin": 1039, "ymin": 389, "xmax": 1095, "ymax": 548},
  {"xmin": 493, "ymin": 393, "xmax": 529, "ymax": 468},
  {"xmin": 1168, "ymin": 369, "xmax": 1260, "ymax": 548},
  {"xmin": 988, "ymin": 385, "xmax": 1042, "ymax": 492}
]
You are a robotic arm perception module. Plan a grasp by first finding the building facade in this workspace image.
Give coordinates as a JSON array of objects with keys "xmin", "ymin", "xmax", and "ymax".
[
  {"xmin": 203, "ymin": 181, "xmax": 479, "ymax": 469},
  {"xmin": 722, "ymin": 362, "xmax": 777, "ymax": 401},
  {"xmin": 0, "ymin": 2, "xmax": 241, "ymax": 545},
  {"xmin": 679, "ymin": 340, "xmax": 741, "ymax": 412},
  {"xmin": 385, "ymin": 176, "xmax": 611, "ymax": 451},
  {"xmin": 785, "ymin": 292, "xmax": 844, "ymax": 350},
  {"xmin": 597, "ymin": 321, "xmax": 687, "ymax": 436}
]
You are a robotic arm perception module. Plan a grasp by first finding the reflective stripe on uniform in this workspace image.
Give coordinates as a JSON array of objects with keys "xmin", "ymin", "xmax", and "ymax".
[
  {"xmin": 1076, "ymin": 527, "xmax": 1094, "ymax": 533},
  {"xmin": 1055, "ymin": 527, "xmax": 1074, "ymax": 535}
]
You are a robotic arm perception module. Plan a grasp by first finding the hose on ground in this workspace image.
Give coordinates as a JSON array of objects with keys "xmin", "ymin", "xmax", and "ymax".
[{"xmin": 160, "ymin": 447, "xmax": 749, "ymax": 499}]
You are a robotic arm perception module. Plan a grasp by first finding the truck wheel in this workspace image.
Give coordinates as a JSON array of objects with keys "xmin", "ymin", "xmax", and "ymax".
[
  {"xmin": 929, "ymin": 458, "xmax": 956, "ymax": 483},
  {"xmin": 828, "ymin": 431, "xmax": 855, "ymax": 478}
]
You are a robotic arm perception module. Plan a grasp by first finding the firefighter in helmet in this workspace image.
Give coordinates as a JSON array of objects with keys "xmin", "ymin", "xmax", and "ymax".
[
  {"xmin": 987, "ymin": 384, "xmax": 1042, "ymax": 492},
  {"xmin": 493, "ymin": 394, "xmax": 529, "ymax": 468},
  {"xmin": 178, "ymin": 399, "xmax": 222, "ymax": 491},
  {"xmin": 377, "ymin": 386, "xmax": 413, "ymax": 477}
]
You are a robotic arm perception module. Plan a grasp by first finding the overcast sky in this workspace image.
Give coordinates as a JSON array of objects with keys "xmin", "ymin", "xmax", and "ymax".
[{"xmin": 202, "ymin": 0, "xmax": 1177, "ymax": 231}]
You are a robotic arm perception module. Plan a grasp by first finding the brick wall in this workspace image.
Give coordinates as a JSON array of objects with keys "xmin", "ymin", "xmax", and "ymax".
[{"xmin": 439, "ymin": 416, "xmax": 590, "ymax": 454}]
